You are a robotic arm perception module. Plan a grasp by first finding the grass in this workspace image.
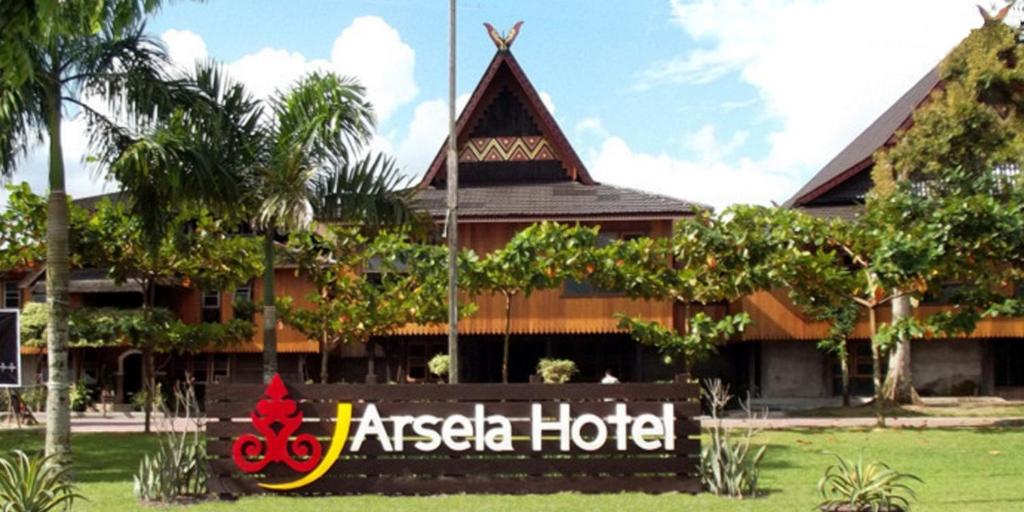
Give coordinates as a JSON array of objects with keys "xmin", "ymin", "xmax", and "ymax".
[
  {"xmin": 794, "ymin": 402, "xmax": 1024, "ymax": 419},
  {"xmin": 2, "ymin": 428, "xmax": 1024, "ymax": 511}
]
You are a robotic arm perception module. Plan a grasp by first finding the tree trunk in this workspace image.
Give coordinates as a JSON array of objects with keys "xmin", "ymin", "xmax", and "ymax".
[
  {"xmin": 366, "ymin": 339, "xmax": 376, "ymax": 383},
  {"xmin": 868, "ymin": 305, "xmax": 884, "ymax": 428},
  {"xmin": 142, "ymin": 279, "xmax": 157, "ymax": 434},
  {"xmin": 502, "ymin": 293, "xmax": 512, "ymax": 384},
  {"xmin": 142, "ymin": 347, "xmax": 155, "ymax": 434},
  {"xmin": 262, "ymin": 231, "xmax": 277, "ymax": 383},
  {"xmin": 883, "ymin": 293, "xmax": 917, "ymax": 404},
  {"xmin": 320, "ymin": 337, "xmax": 329, "ymax": 384},
  {"xmin": 840, "ymin": 339, "xmax": 851, "ymax": 407},
  {"xmin": 43, "ymin": 80, "xmax": 71, "ymax": 463}
]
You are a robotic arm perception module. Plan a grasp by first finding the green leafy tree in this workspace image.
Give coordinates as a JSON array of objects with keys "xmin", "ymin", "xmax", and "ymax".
[
  {"xmin": 593, "ymin": 210, "xmax": 775, "ymax": 371},
  {"xmin": 0, "ymin": 183, "xmax": 47, "ymax": 271},
  {"xmin": 0, "ymin": 0, "xmax": 180, "ymax": 461},
  {"xmin": 79, "ymin": 198, "xmax": 261, "ymax": 431},
  {"xmin": 871, "ymin": 18, "xmax": 1024, "ymax": 403},
  {"xmin": 464, "ymin": 222, "xmax": 598, "ymax": 383},
  {"xmin": 277, "ymin": 227, "xmax": 453, "ymax": 384}
]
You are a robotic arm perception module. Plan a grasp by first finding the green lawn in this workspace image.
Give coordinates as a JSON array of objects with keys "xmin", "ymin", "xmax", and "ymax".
[{"xmin": 2, "ymin": 428, "xmax": 1023, "ymax": 511}]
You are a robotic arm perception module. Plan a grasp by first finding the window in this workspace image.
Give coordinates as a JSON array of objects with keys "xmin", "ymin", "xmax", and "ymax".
[
  {"xmin": 233, "ymin": 282, "xmax": 254, "ymax": 321},
  {"xmin": 2, "ymin": 282, "xmax": 19, "ymax": 309},
  {"xmin": 191, "ymin": 354, "xmax": 231, "ymax": 384},
  {"xmin": 211, "ymin": 354, "xmax": 230, "ymax": 384},
  {"xmin": 233, "ymin": 283, "xmax": 252, "ymax": 303},
  {"xmin": 405, "ymin": 340, "xmax": 446, "ymax": 382},
  {"xmin": 201, "ymin": 291, "xmax": 221, "ymax": 323}
]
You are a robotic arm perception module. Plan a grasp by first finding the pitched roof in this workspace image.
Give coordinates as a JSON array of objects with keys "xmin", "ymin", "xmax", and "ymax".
[
  {"xmin": 417, "ymin": 49, "xmax": 595, "ymax": 188},
  {"xmin": 785, "ymin": 67, "xmax": 941, "ymax": 207},
  {"xmin": 413, "ymin": 182, "xmax": 701, "ymax": 219}
]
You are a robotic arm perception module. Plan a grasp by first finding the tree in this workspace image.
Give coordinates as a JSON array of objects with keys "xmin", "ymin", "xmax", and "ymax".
[
  {"xmin": 872, "ymin": 18, "xmax": 1024, "ymax": 403},
  {"xmin": 276, "ymin": 227, "xmax": 453, "ymax": 383},
  {"xmin": 594, "ymin": 209, "xmax": 779, "ymax": 373},
  {"xmin": 252, "ymin": 73, "xmax": 418, "ymax": 384},
  {"xmin": 464, "ymin": 222, "xmax": 598, "ymax": 383},
  {"xmin": 0, "ymin": 0, "xmax": 178, "ymax": 461},
  {"xmin": 80, "ymin": 198, "xmax": 262, "ymax": 431},
  {"xmin": 0, "ymin": 183, "xmax": 47, "ymax": 271}
]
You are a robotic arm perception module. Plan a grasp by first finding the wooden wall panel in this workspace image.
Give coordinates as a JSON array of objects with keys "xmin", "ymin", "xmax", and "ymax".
[
  {"xmin": 737, "ymin": 290, "xmax": 1024, "ymax": 342},
  {"xmin": 224, "ymin": 220, "xmax": 677, "ymax": 352}
]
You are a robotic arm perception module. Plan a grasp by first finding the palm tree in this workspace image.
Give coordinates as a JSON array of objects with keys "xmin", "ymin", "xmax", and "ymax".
[
  {"xmin": 0, "ymin": 1, "xmax": 175, "ymax": 461},
  {"xmin": 254, "ymin": 73, "xmax": 420, "ymax": 383},
  {"xmin": 93, "ymin": 62, "xmax": 264, "ymax": 432}
]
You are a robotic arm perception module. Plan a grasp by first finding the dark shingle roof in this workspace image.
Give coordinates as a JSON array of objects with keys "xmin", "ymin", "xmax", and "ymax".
[
  {"xmin": 73, "ymin": 192, "xmax": 124, "ymax": 210},
  {"xmin": 785, "ymin": 67, "xmax": 941, "ymax": 207},
  {"xmin": 414, "ymin": 182, "xmax": 702, "ymax": 219}
]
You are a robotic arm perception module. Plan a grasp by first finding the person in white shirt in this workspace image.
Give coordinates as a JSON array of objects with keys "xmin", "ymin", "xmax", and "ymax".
[{"xmin": 601, "ymin": 369, "xmax": 620, "ymax": 384}]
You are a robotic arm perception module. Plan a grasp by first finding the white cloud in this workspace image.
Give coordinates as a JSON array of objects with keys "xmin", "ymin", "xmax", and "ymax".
[
  {"xmin": 394, "ymin": 94, "xmax": 470, "ymax": 182},
  {"xmin": 631, "ymin": 0, "xmax": 986, "ymax": 204},
  {"xmin": 220, "ymin": 16, "xmax": 417, "ymax": 121},
  {"xmin": 539, "ymin": 91, "xmax": 556, "ymax": 116},
  {"xmin": 161, "ymin": 29, "xmax": 208, "ymax": 70},
  {"xmin": 228, "ymin": 48, "xmax": 330, "ymax": 100},
  {"xmin": 164, "ymin": 17, "xmax": 417, "ymax": 121},
  {"xmin": 575, "ymin": 117, "xmax": 610, "ymax": 140},
  {"xmin": 589, "ymin": 135, "xmax": 793, "ymax": 209},
  {"xmin": 330, "ymin": 16, "xmax": 418, "ymax": 121}
]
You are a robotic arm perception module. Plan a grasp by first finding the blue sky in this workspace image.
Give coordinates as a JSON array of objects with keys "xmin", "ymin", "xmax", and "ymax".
[{"xmin": 3, "ymin": 0, "xmax": 1000, "ymax": 208}]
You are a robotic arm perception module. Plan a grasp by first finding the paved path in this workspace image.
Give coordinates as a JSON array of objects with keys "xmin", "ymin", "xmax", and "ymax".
[{"xmin": 4, "ymin": 413, "xmax": 1022, "ymax": 433}]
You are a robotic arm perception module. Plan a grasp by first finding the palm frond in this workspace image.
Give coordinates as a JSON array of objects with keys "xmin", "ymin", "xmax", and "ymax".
[{"xmin": 310, "ymin": 152, "xmax": 423, "ymax": 231}]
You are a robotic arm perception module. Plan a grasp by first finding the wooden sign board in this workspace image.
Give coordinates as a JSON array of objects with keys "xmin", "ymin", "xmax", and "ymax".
[
  {"xmin": 206, "ymin": 375, "xmax": 701, "ymax": 496},
  {"xmin": 0, "ymin": 310, "xmax": 19, "ymax": 388}
]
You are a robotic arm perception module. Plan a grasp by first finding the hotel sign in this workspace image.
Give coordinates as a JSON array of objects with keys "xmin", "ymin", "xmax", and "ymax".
[{"xmin": 208, "ymin": 375, "xmax": 700, "ymax": 496}]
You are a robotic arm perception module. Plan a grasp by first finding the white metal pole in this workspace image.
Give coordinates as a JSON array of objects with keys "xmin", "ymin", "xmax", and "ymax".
[{"xmin": 446, "ymin": 0, "xmax": 460, "ymax": 383}]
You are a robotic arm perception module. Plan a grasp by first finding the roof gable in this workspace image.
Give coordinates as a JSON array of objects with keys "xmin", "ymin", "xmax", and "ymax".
[
  {"xmin": 786, "ymin": 67, "xmax": 941, "ymax": 208},
  {"xmin": 417, "ymin": 50, "xmax": 595, "ymax": 189}
]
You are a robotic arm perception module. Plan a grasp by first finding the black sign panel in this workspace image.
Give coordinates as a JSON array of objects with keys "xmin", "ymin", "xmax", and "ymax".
[{"xmin": 0, "ymin": 311, "xmax": 19, "ymax": 387}]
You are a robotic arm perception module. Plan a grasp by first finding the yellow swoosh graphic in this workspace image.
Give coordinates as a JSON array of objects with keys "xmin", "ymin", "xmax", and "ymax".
[{"xmin": 259, "ymin": 403, "xmax": 352, "ymax": 491}]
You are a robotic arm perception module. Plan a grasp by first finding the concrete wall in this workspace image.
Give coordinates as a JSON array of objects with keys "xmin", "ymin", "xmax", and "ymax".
[
  {"xmin": 759, "ymin": 341, "xmax": 829, "ymax": 398},
  {"xmin": 912, "ymin": 340, "xmax": 984, "ymax": 396}
]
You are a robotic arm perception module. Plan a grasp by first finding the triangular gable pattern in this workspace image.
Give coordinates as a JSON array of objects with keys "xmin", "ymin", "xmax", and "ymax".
[{"xmin": 417, "ymin": 51, "xmax": 595, "ymax": 189}]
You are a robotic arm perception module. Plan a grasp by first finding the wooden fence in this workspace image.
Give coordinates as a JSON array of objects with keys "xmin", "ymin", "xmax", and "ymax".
[{"xmin": 206, "ymin": 376, "xmax": 701, "ymax": 496}]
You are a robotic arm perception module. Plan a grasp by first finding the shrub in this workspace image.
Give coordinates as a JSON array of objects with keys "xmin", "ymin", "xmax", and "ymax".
[
  {"xmin": 428, "ymin": 354, "xmax": 449, "ymax": 380},
  {"xmin": 20, "ymin": 386, "xmax": 46, "ymax": 412},
  {"xmin": 700, "ymin": 378, "xmax": 767, "ymax": 498},
  {"xmin": 818, "ymin": 452, "xmax": 921, "ymax": 512},
  {"xmin": 69, "ymin": 381, "xmax": 92, "ymax": 413},
  {"xmin": 130, "ymin": 382, "xmax": 165, "ymax": 413},
  {"xmin": 133, "ymin": 382, "xmax": 209, "ymax": 503},
  {"xmin": 0, "ymin": 450, "xmax": 83, "ymax": 512},
  {"xmin": 536, "ymin": 358, "xmax": 577, "ymax": 384}
]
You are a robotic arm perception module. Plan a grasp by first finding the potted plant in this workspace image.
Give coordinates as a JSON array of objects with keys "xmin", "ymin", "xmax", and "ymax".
[
  {"xmin": 818, "ymin": 452, "xmax": 922, "ymax": 511},
  {"xmin": 536, "ymin": 358, "xmax": 577, "ymax": 384},
  {"xmin": 428, "ymin": 354, "xmax": 450, "ymax": 383}
]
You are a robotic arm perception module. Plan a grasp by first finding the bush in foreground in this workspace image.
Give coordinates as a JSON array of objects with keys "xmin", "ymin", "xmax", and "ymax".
[
  {"xmin": 0, "ymin": 450, "xmax": 82, "ymax": 512},
  {"xmin": 818, "ymin": 452, "xmax": 921, "ymax": 511}
]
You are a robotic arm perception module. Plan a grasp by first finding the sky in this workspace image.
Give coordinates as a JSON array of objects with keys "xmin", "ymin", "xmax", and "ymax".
[{"xmin": 1, "ymin": 0, "xmax": 1009, "ymax": 210}]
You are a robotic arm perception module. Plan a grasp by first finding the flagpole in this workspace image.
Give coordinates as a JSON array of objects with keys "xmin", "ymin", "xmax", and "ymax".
[{"xmin": 446, "ymin": 0, "xmax": 460, "ymax": 383}]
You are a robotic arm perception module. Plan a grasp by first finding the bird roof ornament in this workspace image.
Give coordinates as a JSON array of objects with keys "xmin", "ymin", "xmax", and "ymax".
[
  {"xmin": 484, "ymin": 21, "xmax": 524, "ymax": 52},
  {"xmin": 978, "ymin": 0, "xmax": 1016, "ymax": 24}
]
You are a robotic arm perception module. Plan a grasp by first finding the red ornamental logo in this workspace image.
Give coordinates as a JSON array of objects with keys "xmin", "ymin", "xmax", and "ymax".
[{"xmin": 232, "ymin": 374, "xmax": 323, "ymax": 473}]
